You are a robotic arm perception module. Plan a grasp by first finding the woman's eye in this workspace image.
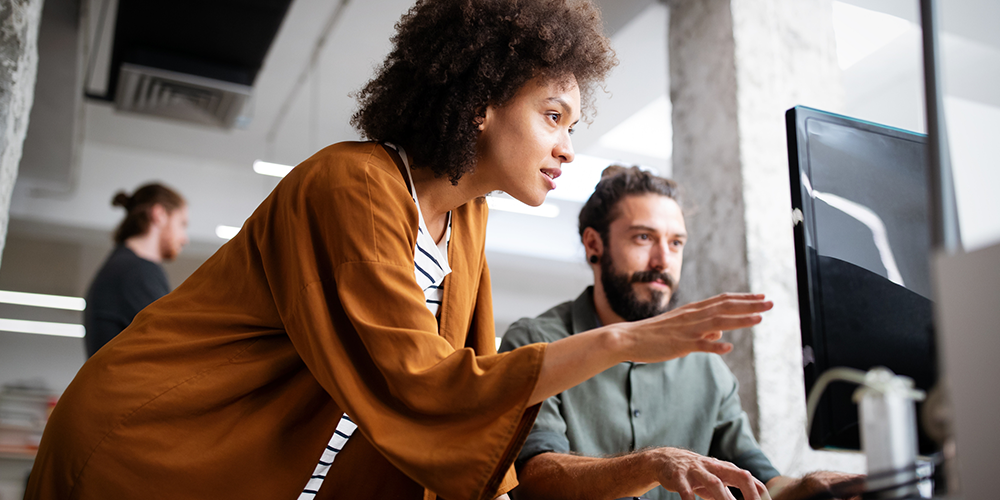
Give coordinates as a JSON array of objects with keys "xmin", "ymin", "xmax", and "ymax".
[
  {"xmin": 568, "ymin": 127, "xmax": 575, "ymax": 136},
  {"xmin": 548, "ymin": 112, "xmax": 560, "ymax": 122}
]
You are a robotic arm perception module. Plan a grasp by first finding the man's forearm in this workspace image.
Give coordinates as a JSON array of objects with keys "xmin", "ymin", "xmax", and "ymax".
[
  {"xmin": 515, "ymin": 447, "xmax": 767, "ymax": 500},
  {"xmin": 516, "ymin": 452, "xmax": 658, "ymax": 500}
]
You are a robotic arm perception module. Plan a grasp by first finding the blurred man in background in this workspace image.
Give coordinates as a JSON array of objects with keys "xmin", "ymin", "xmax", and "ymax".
[{"xmin": 83, "ymin": 183, "xmax": 188, "ymax": 357}]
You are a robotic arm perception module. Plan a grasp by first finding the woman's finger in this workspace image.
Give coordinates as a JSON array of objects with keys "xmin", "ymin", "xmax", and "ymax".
[
  {"xmin": 685, "ymin": 299, "xmax": 774, "ymax": 321},
  {"xmin": 681, "ymin": 293, "xmax": 767, "ymax": 311},
  {"xmin": 689, "ymin": 339, "xmax": 733, "ymax": 355},
  {"xmin": 689, "ymin": 314, "xmax": 764, "ymax": 334}
]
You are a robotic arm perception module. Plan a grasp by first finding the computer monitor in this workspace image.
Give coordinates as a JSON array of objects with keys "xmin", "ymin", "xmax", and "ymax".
[{"xmin": 786, "ymin": 106, "xmax": 938, "ymax": 455}]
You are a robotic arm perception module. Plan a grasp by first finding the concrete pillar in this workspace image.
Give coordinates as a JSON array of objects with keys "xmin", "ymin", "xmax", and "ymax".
[
  {"xmin": 669, "ymin": 0, "xmax": 864, "ymax": 475},
  {"xmin": 0, "ymin": 0, "xmax": 45, "ymax": 269}
]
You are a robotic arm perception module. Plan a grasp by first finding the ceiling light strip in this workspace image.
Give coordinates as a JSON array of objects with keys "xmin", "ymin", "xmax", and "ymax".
[
  {"xmin": 0, "ymin": 290, "xmax": 86, "ymax": 311},
  {"xmin": 216, "ymin": 225, "xmax": 241, "ymax": 240},
  {"xmin": 253, "ymin": 160, "xmax": 294, "ymax": 178},
  {"xmin": 0, "ymin": 319, "xmax": 86, "ymax": 338}
]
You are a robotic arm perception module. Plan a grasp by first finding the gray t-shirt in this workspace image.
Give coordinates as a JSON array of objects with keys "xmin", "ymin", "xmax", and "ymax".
[
  {"xmin": 84, "ymin": 245, "xmax": 170, "ymax": 357},
  {"xmin": 499, "ymin": 287, "xmax": 779, "ymax": 500}
]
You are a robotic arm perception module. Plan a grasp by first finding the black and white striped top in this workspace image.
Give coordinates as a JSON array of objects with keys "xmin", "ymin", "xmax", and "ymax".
[{"xmin": 298, "ymin": 144, "xmax": 452, "ymax": 498}]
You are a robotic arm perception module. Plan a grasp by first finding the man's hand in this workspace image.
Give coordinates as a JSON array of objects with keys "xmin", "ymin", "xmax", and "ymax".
[
  {"xmin": 768, "ymin": 471, "xmax": 864, "ymax": 500},
  {"xmin": 641, "ymin": 447, "xmax": 769, "ymax": 500},
  {"xmin": 517, "ymin": 449, "xmax": 768, "ymax": 500}
]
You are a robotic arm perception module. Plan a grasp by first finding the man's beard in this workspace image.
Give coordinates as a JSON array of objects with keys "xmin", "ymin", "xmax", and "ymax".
[
  {"xmin": 159, "ymin": 238, "xmax": 178, "ymax": 262},
  {"xmin": 600, "ymin": 253, "xmax": 678, "ymax": 322}
]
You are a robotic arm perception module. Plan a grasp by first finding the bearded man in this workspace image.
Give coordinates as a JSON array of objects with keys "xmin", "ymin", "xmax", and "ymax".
[
  {"xmin": 500, "ymin": 166, "xmax": 859, "ymax": 500},
  {"xmin": 84, "ymin": 183, "xmax": 189, "ymax": 357}
]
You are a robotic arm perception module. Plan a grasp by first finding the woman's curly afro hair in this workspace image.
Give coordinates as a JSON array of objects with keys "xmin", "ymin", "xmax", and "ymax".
[{"xmin": 352, "ymin": 0, "xmax": 617, "ymax": 184}]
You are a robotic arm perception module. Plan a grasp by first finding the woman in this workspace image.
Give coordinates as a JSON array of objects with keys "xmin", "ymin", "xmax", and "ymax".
[{"xmin": 27, "ymin": 1, "xmax": 771, "ymax": 499}]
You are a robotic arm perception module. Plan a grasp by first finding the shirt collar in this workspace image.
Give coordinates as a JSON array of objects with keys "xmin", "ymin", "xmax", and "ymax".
[{"xmin": 570, "ymin": 286, "xmax": 602, "ymax": 335}]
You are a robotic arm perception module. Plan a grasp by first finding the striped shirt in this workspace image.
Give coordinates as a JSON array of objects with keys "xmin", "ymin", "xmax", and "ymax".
[{"xmin": 298, "ymin": 144, "xmax": 452, "ymax": 498}]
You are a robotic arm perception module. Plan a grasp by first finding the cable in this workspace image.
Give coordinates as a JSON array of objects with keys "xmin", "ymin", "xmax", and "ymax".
[
  {"xmin": 805, "ymin": 367, "xmax": 869, "ymax": 437},
  {"xmin": 805, "ymin": 367, "xmax": 925, "ymax": 438}
]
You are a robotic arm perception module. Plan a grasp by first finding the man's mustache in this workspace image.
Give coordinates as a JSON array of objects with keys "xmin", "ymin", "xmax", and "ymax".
[{"xmin": 630, "ymin": 269, "xmax": 675, "ymax": 290}]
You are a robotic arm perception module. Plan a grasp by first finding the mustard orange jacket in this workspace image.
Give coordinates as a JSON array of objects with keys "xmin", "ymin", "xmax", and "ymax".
[{"xmin": 27, "ymin": 142, "xmax": 545, "ymax": 500}]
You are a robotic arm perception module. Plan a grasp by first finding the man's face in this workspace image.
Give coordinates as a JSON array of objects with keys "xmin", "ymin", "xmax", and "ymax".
[
  {"xmin": 599, "ymin": 194, "xmax": 686, "ymax": 322},
  {"xmin": 158, "ymin": 205, "xmax": 189, "ymax": 262}
]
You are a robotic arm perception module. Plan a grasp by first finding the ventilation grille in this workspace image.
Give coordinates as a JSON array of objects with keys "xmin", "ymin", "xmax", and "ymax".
[{"xmin": 114, "ymin": 63, "xmax": 252, "ymax": 129}]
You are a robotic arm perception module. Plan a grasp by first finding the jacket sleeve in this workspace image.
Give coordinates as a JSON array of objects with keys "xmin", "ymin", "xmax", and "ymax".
[
  {"xmin": 249, "ymin": 144, "xmax": 546, "ymax": 500},
  {"xmin": 500, "ymin": 321, "xmax": 571, "ymax": 470}
]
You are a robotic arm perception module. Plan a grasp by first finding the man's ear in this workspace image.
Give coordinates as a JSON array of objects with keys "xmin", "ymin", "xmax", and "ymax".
[
  {"xmin": 581, "ymin": 227, "xmax": 604, "ymax": 264},
  {"xmin": 149, "ymin": 204, "xmax": 168, "ymax": 227}
]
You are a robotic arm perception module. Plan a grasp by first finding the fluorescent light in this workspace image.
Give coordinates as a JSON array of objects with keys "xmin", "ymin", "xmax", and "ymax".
[
  {"xmin": 486, "ymin": 197, "xmax": 560, "ymax": 218},
  {"xmin": 0, "ymin": 318, "xmax": 85, "ymax": 338},
  {"xmin": 253, "ymin": 160, "xmax": 294, "ymax": 178},
  {"xmin": 0, "ymin": 290, "xmax": 85, "ymax": 311},
  {"xmin": 833, "ymin": 1, "xmax": 914, "ymax": 70},
  {"xmin": 216, "ymin": 225, "xmax": 241, "ymax": 240}
]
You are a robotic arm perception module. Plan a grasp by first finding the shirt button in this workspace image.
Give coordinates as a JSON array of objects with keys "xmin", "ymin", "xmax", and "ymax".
[{"xmin": 632, "ymin": 409, "xmax": 641, "ymax": 418}]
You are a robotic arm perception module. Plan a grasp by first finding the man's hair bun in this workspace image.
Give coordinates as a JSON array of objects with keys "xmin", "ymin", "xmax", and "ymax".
[{"xmin": 112, "ymin": 192, "xmax": 131, "ymax": 209}]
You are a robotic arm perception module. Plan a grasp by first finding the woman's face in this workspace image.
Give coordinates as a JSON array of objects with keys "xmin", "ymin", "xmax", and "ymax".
[{"xmin": 476, "ymin": 76, "xmax": 581, "ymax": 206}]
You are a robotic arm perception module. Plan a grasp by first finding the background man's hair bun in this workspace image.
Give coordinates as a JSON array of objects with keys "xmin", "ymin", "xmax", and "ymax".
[{"xmin": 112, "ymin": 192, "xmax": 131, "ymax": 209}]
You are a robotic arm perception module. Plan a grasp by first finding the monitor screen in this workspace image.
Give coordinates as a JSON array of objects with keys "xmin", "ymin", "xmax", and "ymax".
[{"xmin": 786, "ymin": 106, "xmax": 938, "ymax": 455}]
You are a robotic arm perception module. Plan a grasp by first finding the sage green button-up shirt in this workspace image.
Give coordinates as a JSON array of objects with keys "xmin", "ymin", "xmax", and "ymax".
[{"xmin": 500, "ymin": 287, "xmax": 779, "ymax": 500}]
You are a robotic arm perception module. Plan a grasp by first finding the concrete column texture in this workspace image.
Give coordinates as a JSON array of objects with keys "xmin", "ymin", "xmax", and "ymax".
[
  {"xmin": 668, "ymin": 0, "xmax": 865, "ymax": 475},
  {"xmin": 0, "ymin": 0, "xmax": 44, "ymax": 269}
]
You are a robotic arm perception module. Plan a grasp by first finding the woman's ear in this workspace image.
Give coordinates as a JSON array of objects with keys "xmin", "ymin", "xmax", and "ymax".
[{"xmin": 477, "ymin": 105, "xmax": 495, "ymax": 132}]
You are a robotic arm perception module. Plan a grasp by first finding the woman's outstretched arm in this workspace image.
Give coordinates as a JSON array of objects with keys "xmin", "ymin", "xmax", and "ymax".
[{"xmin": 528, "ymin": 293, "xmax": 772, "ymax": 406}]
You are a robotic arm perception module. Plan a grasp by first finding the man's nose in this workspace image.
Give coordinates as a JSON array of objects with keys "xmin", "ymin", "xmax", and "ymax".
[{"xmin": 648, "ymin": 242, "xmax": 670, "ymax": 271}]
